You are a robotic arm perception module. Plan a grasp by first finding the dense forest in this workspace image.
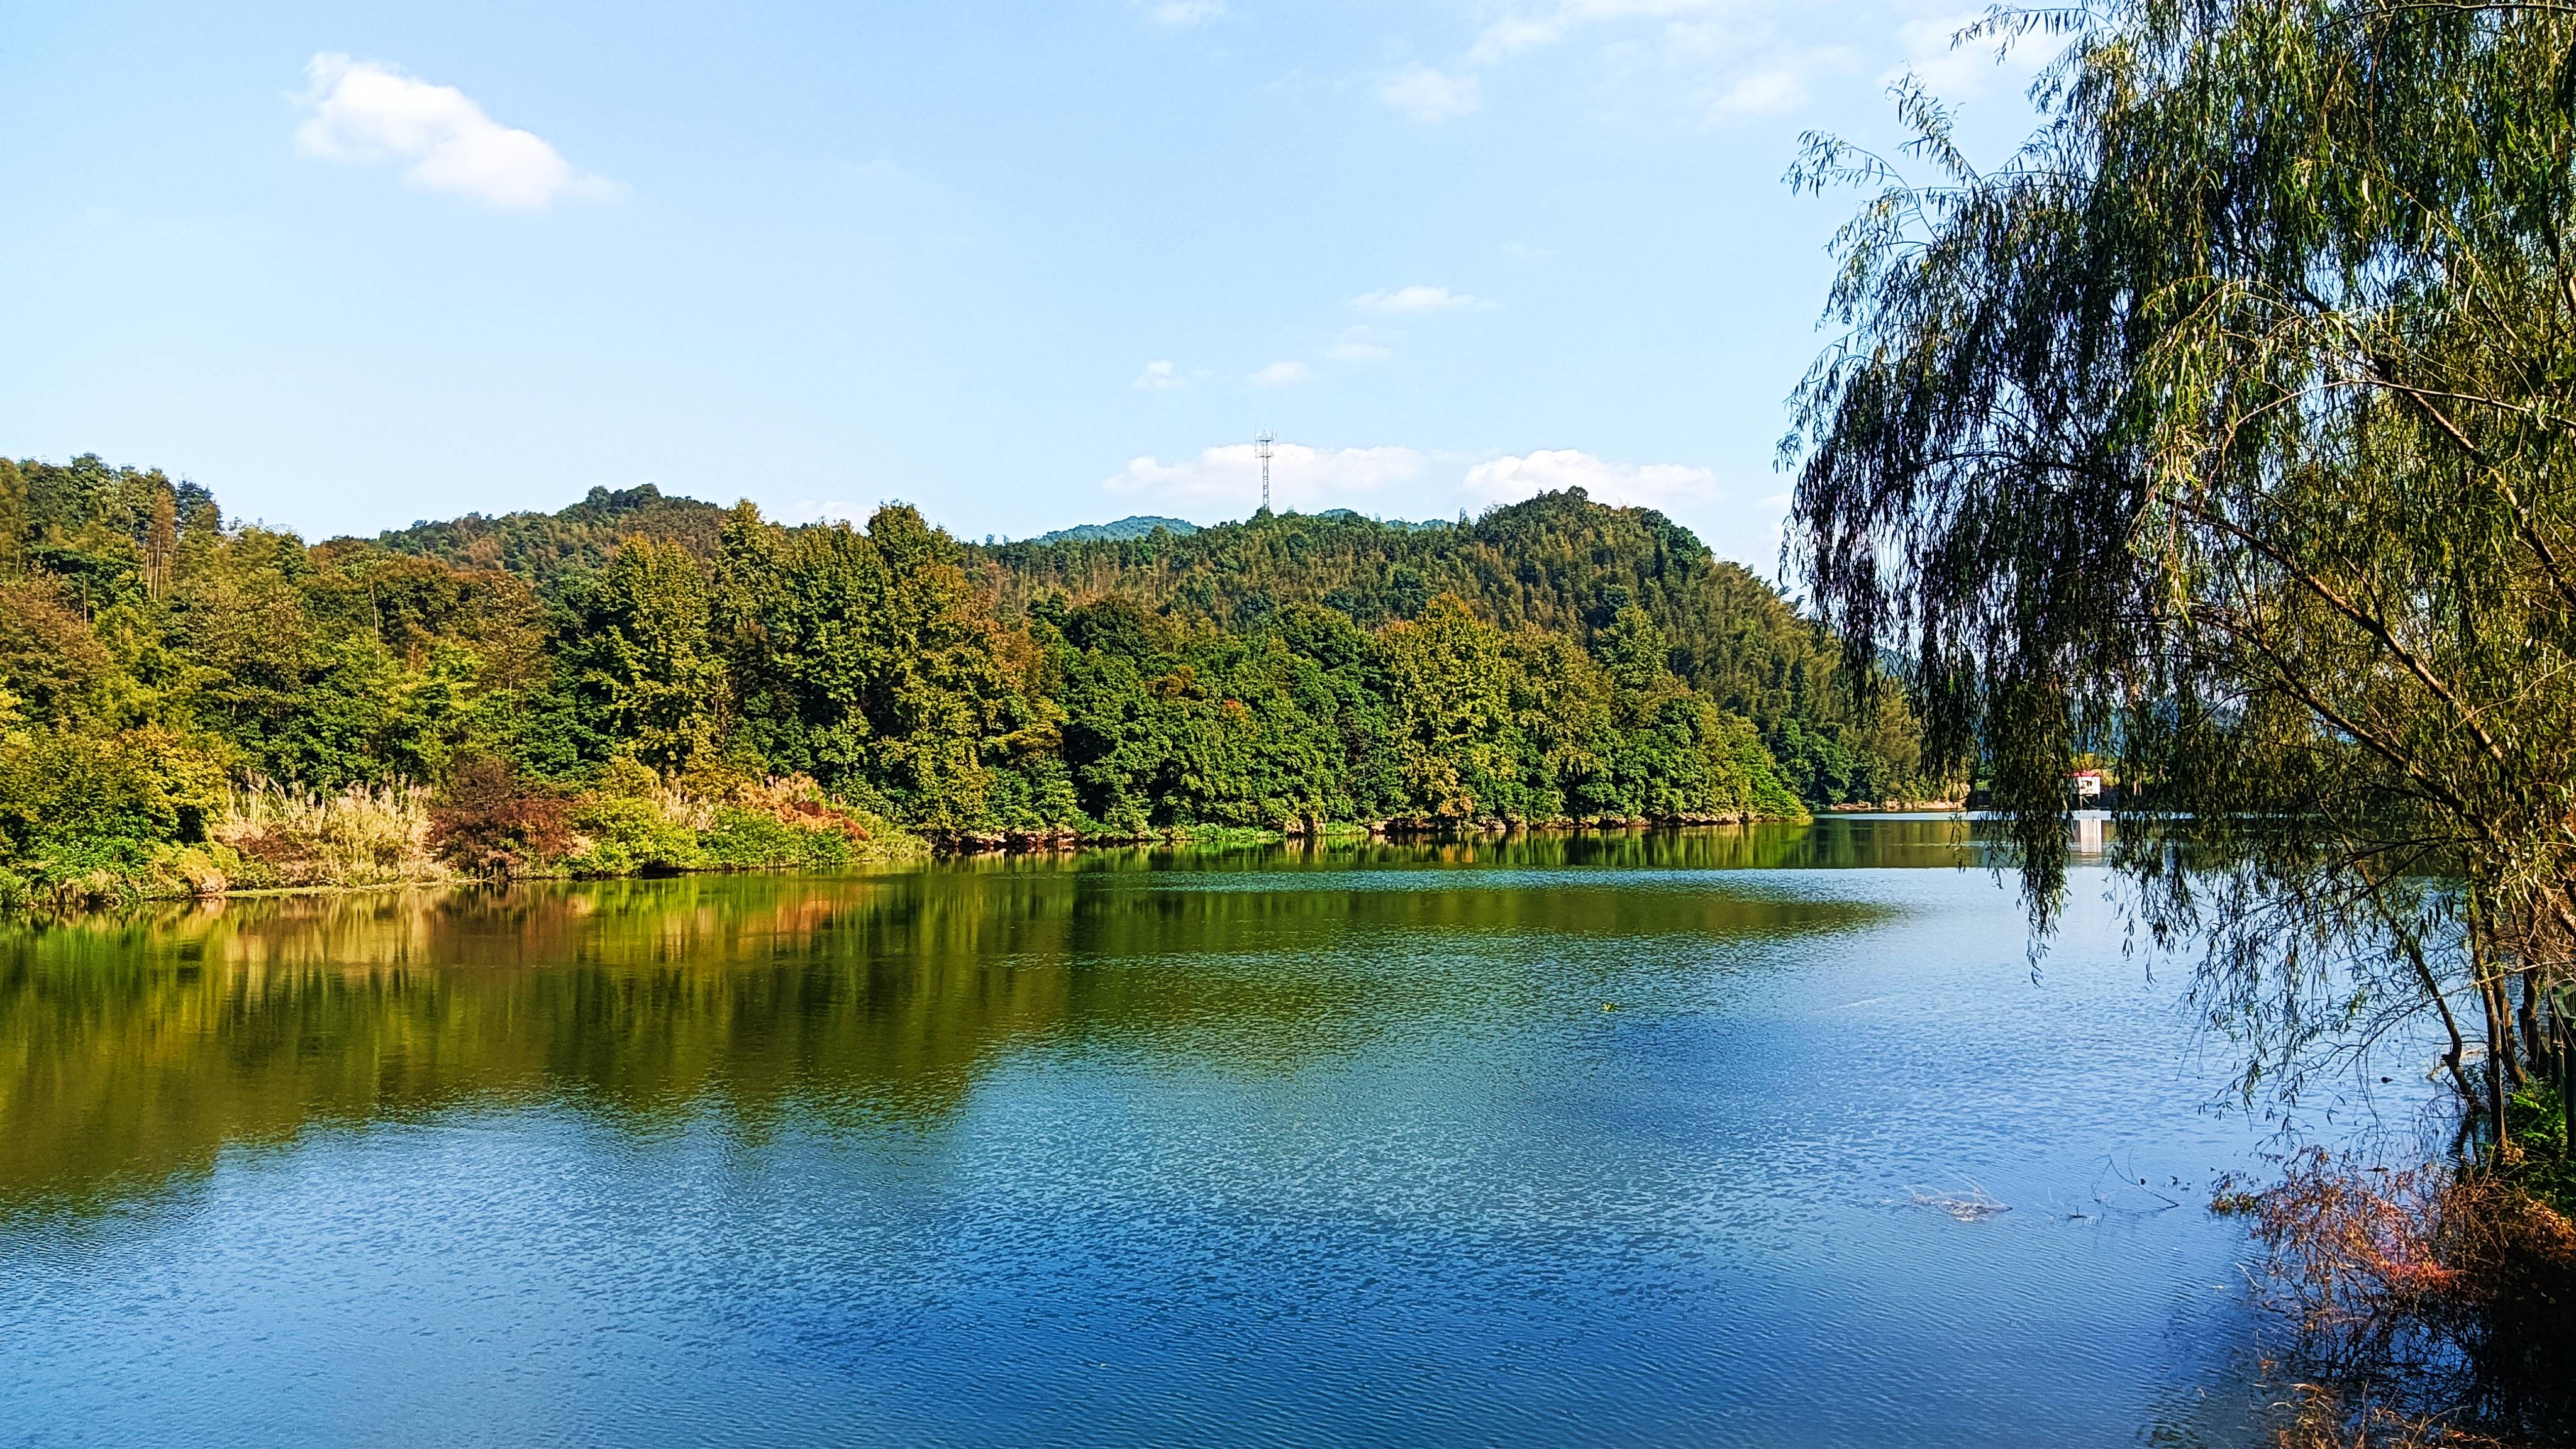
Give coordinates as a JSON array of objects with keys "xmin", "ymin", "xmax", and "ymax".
[{"xmin": 0, "ymin": 453, "xmax": 1935, "ymax": 908}]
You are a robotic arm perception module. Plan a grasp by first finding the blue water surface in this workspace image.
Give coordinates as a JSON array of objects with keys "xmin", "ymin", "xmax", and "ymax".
[{"xmin": 0, "ymin": 821, "xmax": 2306, "ymax": 1446}]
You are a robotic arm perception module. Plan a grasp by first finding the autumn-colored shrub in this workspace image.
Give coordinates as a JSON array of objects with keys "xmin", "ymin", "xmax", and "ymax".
[
  {"xmin": 560, "ymin": 770, "xmax": 908, "ymax": 874},
  {"xmin": 2272, "ymin": 1384, "xmax": 2515, "ymax": 1449},
  {"xmin": 2226, "ymin": 1149, "xmax": 2576, "ymax": 1445},
  {"xmin": 426, "ymin": 758, "xmax": 572, "ymax": 877},
  {"xmin": 723, "ymin": 773, "xmax": 882, "ymax": 844}
]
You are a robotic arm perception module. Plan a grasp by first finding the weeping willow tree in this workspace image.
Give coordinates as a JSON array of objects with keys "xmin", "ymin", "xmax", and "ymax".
[{"xmin": 1786, "ymin": 0, "xmax": 2576, "ymax": 1141}]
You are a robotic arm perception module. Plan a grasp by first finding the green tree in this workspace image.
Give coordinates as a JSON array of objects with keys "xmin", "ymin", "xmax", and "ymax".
[
  {"xmin": 1785, "ymin": 14, "xmax": 2576, "ymax": 1419},
  {"xmin": 1378, "ymin": 597, "xmax": 1528, "ymax": 822},
  {"xmin": 0, "ymin": 578, "xmax": 114, "ymax": 725},
  {"xmin": 717, "ymin": 504, "xmax": 1021, "ymax": 827},
  {"xmin": 0, "ymin": 460, "xmax": 1811, "ymax": 884},
  {"xmin": 0, "ymin": 460, "xmax": 28, "ymax": 578},
  {"xmin": 562, "ymin": 537, "xmax": 730, "ymax": 775},
  {"xmin": 989, "ymin": 492, "xmax": 1931, "ymax": 804}
]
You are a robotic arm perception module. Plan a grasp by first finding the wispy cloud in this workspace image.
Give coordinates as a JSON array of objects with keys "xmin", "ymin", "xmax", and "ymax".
[
  {"xmin": 1460, "ymin": 449, "xmax": 1723, "ymax": 514},
  {"xmin": 1250, "ymin": 360, "xmax": 1311, "ymax": 387},
  {"xmin": 1470, "ymin": 0, "xmax": 1741, "ymax": 61},
  {"xmin": 294, "ymin": 54, "xmax": 616, "ymax": 211},
  {"xmin": 1106, "ymin": 443, "xmax": 1428, "ymax": 513},
  {"xmin": 1328, "ymin": 328, "xmax": 1392, "ymax": 362},
  {"xmin": 1883, "ymin": 11, "xmax": 2051, "ymax": 96},
  {"xmin": 1380, "ymin": 66, "xmax": 1484, "ymax": 123},
  {"xmin": 1097, "ymin": 441, "xmax": 1783, "ymax": 567},
  {"xmin": 1389, "ymin": 0, "xmax": 1871, "ymax": 128},
  {"xmin": 1709, "ymin": 66, "xmax": 1806, "ymax": 116},
  {"xmin": 1354, "ymin": 284, "xmax": 1488, "ymax": 315},
  {"xmin": 1134, "ymin": 358, "xmax": 1187, "ymax": 390},
  {"xmin": 1142, "ymin": 0, "xmax": 1226, "ymax": 25},
  {"xmin": 1468, "ymin": 14, "xmax": 1572, "ymax": 63}
]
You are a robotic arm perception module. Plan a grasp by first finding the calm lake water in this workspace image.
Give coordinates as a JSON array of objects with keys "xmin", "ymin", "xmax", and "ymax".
[{"xmin": 1, "ymin": 819, "xmax": 2287, "ymax": 1447}]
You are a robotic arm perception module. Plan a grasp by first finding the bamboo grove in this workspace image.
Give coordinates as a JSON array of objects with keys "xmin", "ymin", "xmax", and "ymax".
[{"xmin": 0, "ymin": 458, "xmax": 1931, "ymax": 907}]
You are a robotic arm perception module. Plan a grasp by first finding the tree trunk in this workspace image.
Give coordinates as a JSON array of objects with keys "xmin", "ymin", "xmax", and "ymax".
[
  {"xmin": 2473, "ymin": 913, "xmax": 2509, "ymax": 1150},
  {"xmin": 2551, "ymin": 985, "xmax": 2576, "ymax": 1157},
  {"xmin": 2519, "ymin": 967, "xmax": 2545, "ymax": 1084}
]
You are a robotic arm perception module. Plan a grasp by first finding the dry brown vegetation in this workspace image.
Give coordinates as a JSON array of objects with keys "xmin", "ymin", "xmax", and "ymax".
[
  {"xmin": 212, "ymin": 779, "xmax": 452, "ymax": 891},
  {"xmin": 2224, "ymin": 1150, "xmax": 2576, "ymax": 1446}
]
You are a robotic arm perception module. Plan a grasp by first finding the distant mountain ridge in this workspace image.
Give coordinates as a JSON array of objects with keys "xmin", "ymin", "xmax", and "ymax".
[{"xmin": 1029, "ymin": 515, "xmax": 1199, "ymax": 544}]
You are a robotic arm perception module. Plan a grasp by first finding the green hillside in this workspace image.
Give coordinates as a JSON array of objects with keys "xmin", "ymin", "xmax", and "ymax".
[
  {"xmin": 0, "ymin": 456, "xmax": 1935, "ymax": 908},
  {"xmin": 360, "ymin": 482, "xmax": 1926, "ymax": 805},
  {"xmin": 1028, "ymin": 514, "xmax": 1199, "ymax": 544},
  {"xmin": 374, "ymin": 483, "xmax": 724, "ymax": 581},
  {"xmin": 985, "ymin": 493, "xmax": 1924, "ymax": 803}
]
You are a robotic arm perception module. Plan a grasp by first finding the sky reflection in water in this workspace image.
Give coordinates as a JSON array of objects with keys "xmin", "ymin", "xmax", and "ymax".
[{"xmin": 1, "ymin": 819, "xmax": 2284, "ymax": 1447}]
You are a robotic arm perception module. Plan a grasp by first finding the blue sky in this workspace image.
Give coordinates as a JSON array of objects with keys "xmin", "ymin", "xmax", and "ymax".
[{"xmin": 0, "ymin": 1, "xmax": 2048, "ymax": 573}]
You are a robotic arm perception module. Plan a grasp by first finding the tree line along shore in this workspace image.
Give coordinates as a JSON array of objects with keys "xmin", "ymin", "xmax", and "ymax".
[{"xmin": 0, "ymin": 461, "xmax": 1935, "ymax": 911}]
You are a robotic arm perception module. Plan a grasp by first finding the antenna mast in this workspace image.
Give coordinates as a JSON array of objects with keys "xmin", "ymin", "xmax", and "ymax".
[{"xmin": 1254, "ymin": 431, "xmax": 1275, "ymax": 514}]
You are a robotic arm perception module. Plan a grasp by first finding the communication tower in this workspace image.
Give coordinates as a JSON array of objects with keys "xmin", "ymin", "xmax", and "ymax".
[{"xmin": 1254, "ymin": 431, "xmax": 1275, "ymax": 514}]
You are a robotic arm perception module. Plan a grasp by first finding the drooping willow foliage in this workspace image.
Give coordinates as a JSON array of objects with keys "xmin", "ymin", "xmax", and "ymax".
[{"xmin": 1787, "ymin": 0, "xmax": 2576, "ymax": 1128}]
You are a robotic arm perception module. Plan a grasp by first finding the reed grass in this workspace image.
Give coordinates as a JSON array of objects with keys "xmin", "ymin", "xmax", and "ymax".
[{"xmin": 213, "ymin": 779, "xmax": 453, "ymax": 889}]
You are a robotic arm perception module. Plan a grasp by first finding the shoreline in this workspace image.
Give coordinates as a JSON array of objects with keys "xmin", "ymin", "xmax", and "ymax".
[
  {"xmin": 6, "ymin": 809, "xmax": 1893, "ymax": 916},
  {"xmin": 920, "ymin": 807, "xmax": 1823, "ymax": 855}
]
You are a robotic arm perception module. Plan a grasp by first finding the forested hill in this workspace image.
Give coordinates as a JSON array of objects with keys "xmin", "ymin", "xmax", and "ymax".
[
  {"xmin": 1028, "ymin": 514, "xmax": 1197, "ymax": 544},
  {"xmin": 375, "ymin": 483, "xmax": 723, "ymax": 579},
  {"xmin": 0, "ymin": 454, "xmax": 1941, "ymax": 908},
  {"xmin": 365, "ymin": 483, "xmax": 1927, "ymax": 805},
  {"xmin": 982, "ymin": 493, "xmax": 1921, "ymax": 800}
]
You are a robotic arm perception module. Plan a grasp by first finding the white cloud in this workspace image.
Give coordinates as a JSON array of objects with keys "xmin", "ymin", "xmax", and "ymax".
[
  {"xmin": 1134, "ymin": 358, "xmax": 1186, "ymax": 390},
  {"xmin": 1884, "ymin": 11, "xmax": 2051, "ymax": 96},
  {"xmin": 1143, "ymin": 0, "xmax": 1226, "ymax": 23},
  {"xmin": 1250, "ymin": 360, "xmax": 1311, "ymax": 386},
  {"xmin": 1470, "ymin": 0, "xmax": 1738, "ymax": 63},
  {"xmin": 1380, "ymin": 67, "xmax": 1483, "ymax": 123},
  {"xmin": 1468, "ymin": 16, "xmax": 1572, "ymax": 63},
  {"xmin": 1465, "ymin": 449, "xmax": 1784, "ymax": 570},
  {"xmin": 1415, "ymin": 0, "xmax": 1869, "ymax": 129},
  {"xmin": 774, "ymin": 499, "xmax": 870, "ymax": 526},
  {"xmin": 1095, "ymin": 441, "xmax": 1784, "ymax": 569},
  {"xmin": 1328, "ymin": 328, "xmax": 1392, "ymax": 362},
  {"xmin": 294, "ymin": 53, "xmax": 615, "ymax": 210},
  {"xmin": 1709, "ymin": 66, "xmax": 1806, "ymax": 116},
  {"xmin": 1460, "ymin": 449, "xmax": 1723, "ymax": 515},
  {"xmin": 1354, "ymin": 284, "xmax": 1487, "ymax": 315},
  {"xmin": 1106, "ymin": 443, "xmax": 1429, "ymax": 513}
]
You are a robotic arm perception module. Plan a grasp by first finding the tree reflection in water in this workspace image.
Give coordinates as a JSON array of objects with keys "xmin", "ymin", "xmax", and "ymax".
[{"xmin": 0, "ymin": 823, "xmax": 1949, "ymax": 1218}]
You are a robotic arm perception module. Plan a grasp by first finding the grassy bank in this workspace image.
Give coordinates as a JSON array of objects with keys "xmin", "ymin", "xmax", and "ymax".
[
  {"xmin": 1, "ymin": 769, "xmax": 1810, "ymax": 913},
  {"xmin": 0, "ymin": 762, "xmax": 925, "ymax": 913}
]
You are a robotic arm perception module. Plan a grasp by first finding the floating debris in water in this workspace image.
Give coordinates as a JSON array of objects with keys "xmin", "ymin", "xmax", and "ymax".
[{"xmin": 1906, "ymin": 1179, "xmax": 2010, "ymax": 1221}]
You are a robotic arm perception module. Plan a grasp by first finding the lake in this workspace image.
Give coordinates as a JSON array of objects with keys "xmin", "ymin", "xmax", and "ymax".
[{"xmin": 1, "ymin": 819, "xmax": 2285, "ymax": 1446}]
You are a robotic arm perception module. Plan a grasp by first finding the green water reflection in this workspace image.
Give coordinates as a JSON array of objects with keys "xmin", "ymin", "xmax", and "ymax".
[{"xmin": 0, "ymin": 824, "xmax": 1964, "ymax": 1217}]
